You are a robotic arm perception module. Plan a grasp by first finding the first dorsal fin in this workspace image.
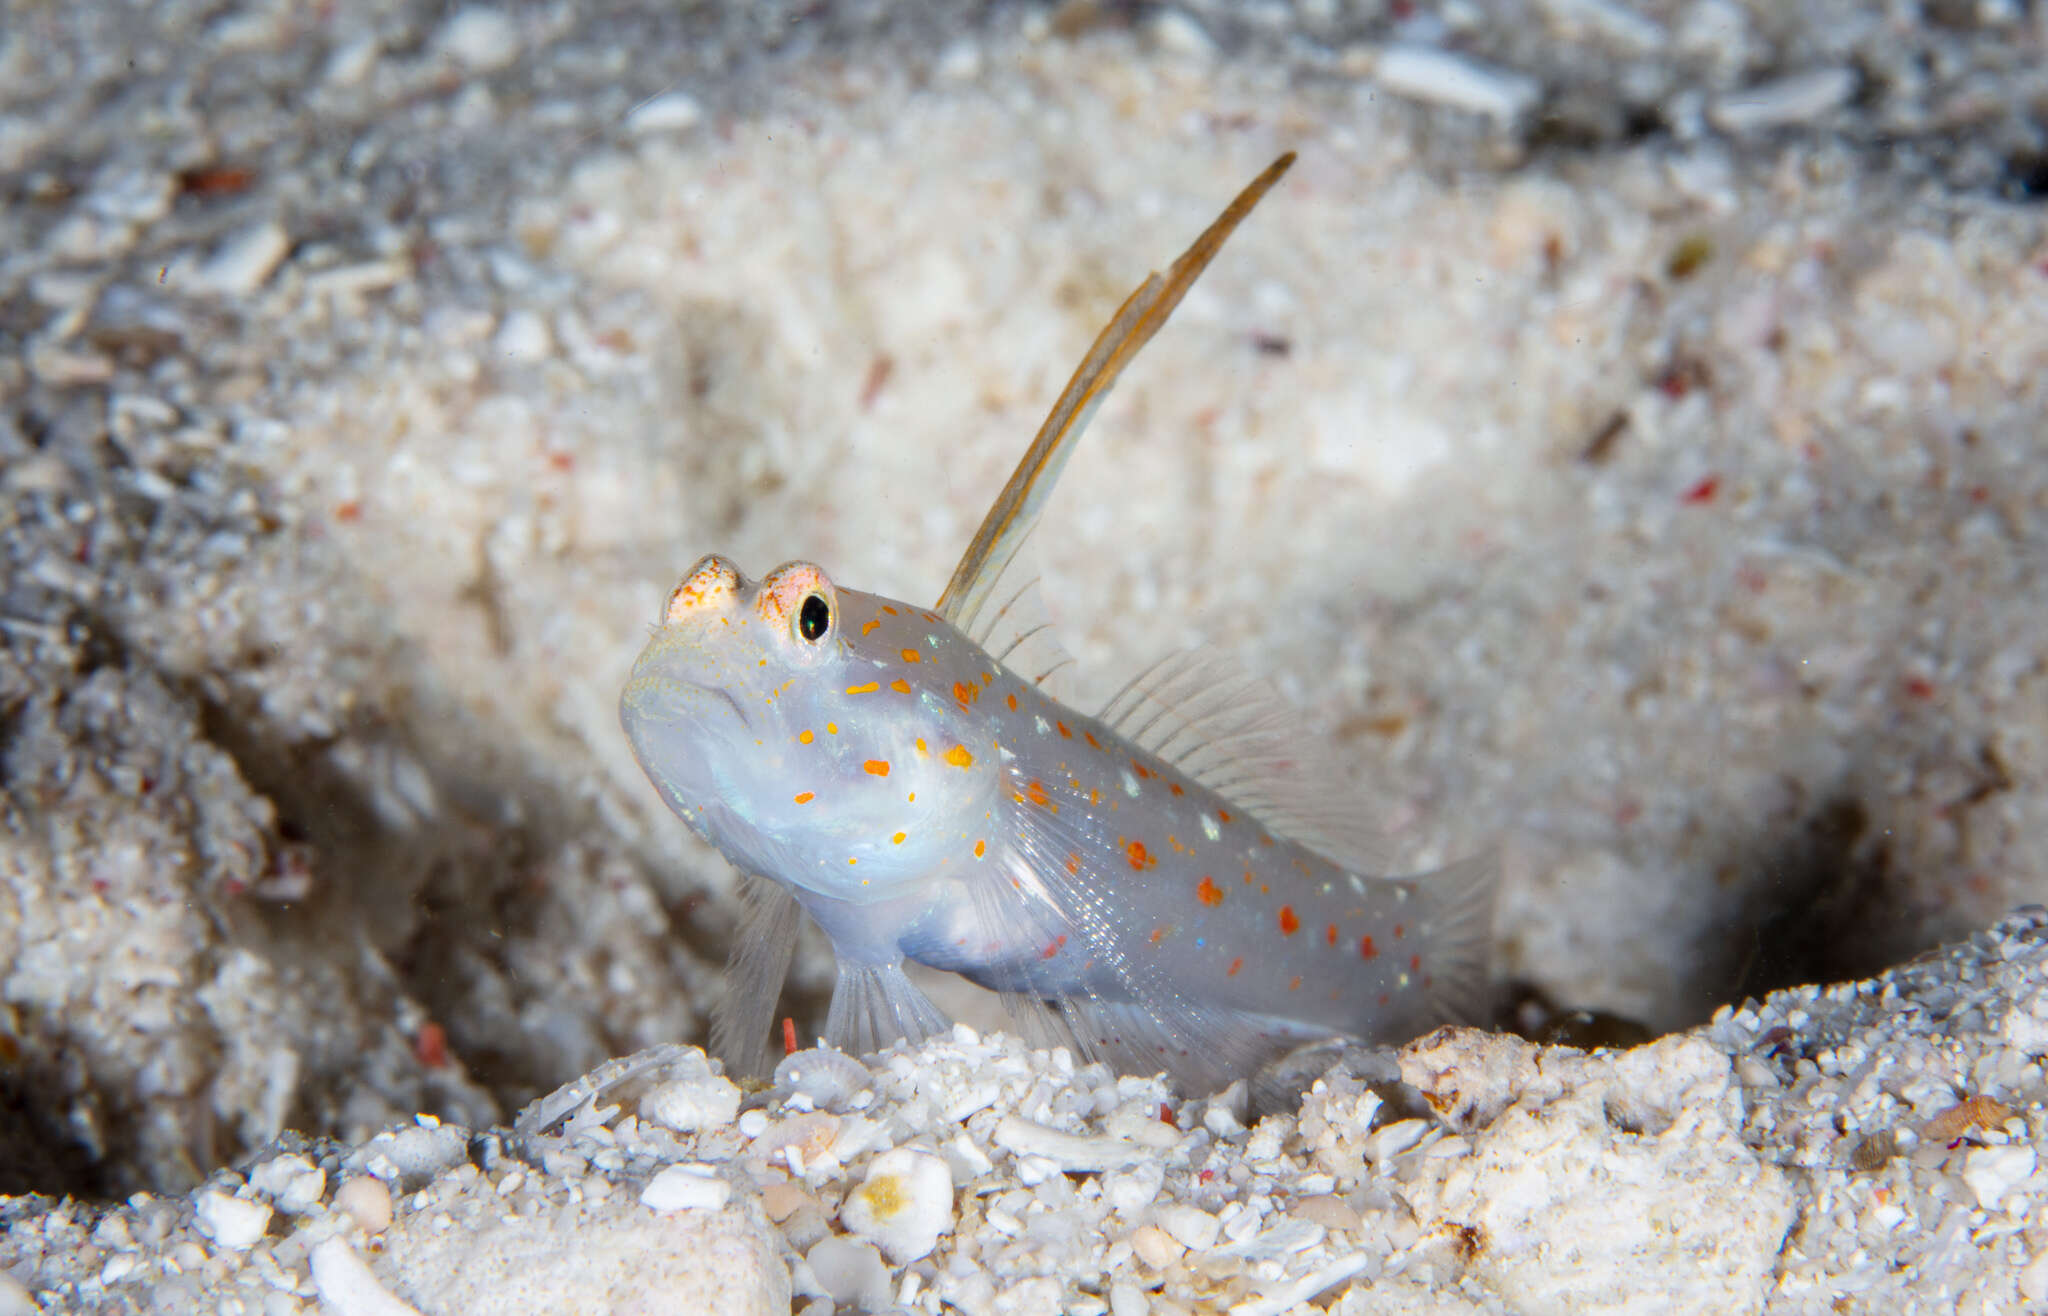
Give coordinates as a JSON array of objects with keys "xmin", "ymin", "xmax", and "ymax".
[{"xmin": 934, "ymin": 154, "xmax": 1298, "ymax": 681}]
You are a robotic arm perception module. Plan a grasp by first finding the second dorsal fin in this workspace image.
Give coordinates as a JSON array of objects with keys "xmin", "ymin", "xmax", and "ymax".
[{"xmin": 1099, "ymin": 647, "xmax": 1392, "ymax": 878}]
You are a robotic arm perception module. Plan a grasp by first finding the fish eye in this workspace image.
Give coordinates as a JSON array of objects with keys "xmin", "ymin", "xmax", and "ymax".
[{"xmin": 797, "ymin": 593, "xmax": 831, "ymax": 643}]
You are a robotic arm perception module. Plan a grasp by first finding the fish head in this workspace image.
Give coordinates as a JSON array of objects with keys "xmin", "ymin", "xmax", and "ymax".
[{"xmin": 621, "ymin": 554, "xmax": 1004, "ymax": 905}]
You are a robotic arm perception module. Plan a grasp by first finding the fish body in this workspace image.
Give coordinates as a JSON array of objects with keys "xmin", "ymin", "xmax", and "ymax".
[{"xmin": 621, "ymin": 155, "xmax": 1494, "ymax": 1089}]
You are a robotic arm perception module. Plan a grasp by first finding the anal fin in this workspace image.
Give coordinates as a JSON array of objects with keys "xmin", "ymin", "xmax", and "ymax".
[{"xmin": 1054, "ymin": 996, "xmax": 1305, "ymax": 1097}]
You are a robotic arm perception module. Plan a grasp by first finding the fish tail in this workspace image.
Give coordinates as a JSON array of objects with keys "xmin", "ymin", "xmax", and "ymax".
[{"xmin": 1414, "ymin": 850, "xmax": 1499, "ymax": 1027}]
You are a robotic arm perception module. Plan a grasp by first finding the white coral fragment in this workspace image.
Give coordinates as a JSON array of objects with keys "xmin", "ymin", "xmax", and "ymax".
[{"xmin": 838, "ymin": 1147, "xmax": 954, "ymax": 1264}]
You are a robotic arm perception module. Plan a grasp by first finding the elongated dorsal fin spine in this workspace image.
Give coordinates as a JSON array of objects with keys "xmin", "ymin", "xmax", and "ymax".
[{"xmin": 935, "ymin": 154, "xmax": 1298, "ymax": 635}]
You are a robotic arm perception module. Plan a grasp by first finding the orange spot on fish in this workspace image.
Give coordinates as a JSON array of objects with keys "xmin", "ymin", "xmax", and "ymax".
[
  {"xmin": 1278, "ymin": 906, "xmax": 1300, "ymax": 936},
  {"xmin": 1196, "ymin": 875, "xmax": 1223, "ymax": 906},
  {"xmin": 1410, "ymin": 953, "xmax": 1422, "ymax": 972},
  {"xmin": 1325, "ymin": 923, "xmax": 1338, "ymax": 946},
  {"xmin": 1217, "ymin": 809, "xmax": 1232, "ymax": 823},
  {"xmin": 890, "ymin": 679, "xmax": 912, "ymax": 693},
  {"xmin": 1084, "ymin": 730, "xmax": 1102, "ymax": 750},
  {"xmin": 863, "ymin": 759, "xmax": 890, "ymax": 776},
  {"xmin": 1065, "ymin": 852, "xmax": 1081, "ymax": 875},
  {"xmin": 1168, "ymin": 782, "xmax": 1184, "ymax": 797},
  {"xmin": 1226, "ymin": 957, "xmax": 1243, "ymax": 977},
  {"xmin": 1359, "ymin": 935, "xmax": 1378, "ymax": 960},
  {"xmin": 1041, "ymin": 935, "xmax": 1067, "ymax": 960},
  {"xmin": 846, "ymin": 682, "xmax": 879, "ymax": 695},
  {"xmin": 953, "ymin": 680, "xmax": 978, "ymax": 708},
  {"xmin": 861, "ymin": 619, "xmax": 880, "ymax": 635},
  {"xmin": 1168, "ymin": 835, "xmax": 1184, "ymax": 853},
  {"xmin": 1006, "ymin": 692, "xmax": 1018, "ymax": 711},
  {"xmin": 799, "ymin": 730, "xmax": 814, "ymax": 745},
  {"xmin": 1288, "ymin": 975, "xmax": 1302, "ymax": 992},
  {"xmin": 1149, "ymin": 926, "xmax": 1169, "ymax": 946},
  {"xmin": 1024, "ymin": 780, "xmax": 1053, "ymax": 809},
  {"xmin": 915, "ymin": 738, "xmax": 927, "ymax": 754},
  {"xmin": 793, "ymin": 792, "xmax": 814, "ymax": 804},
  {"xmin": 892, "ymin": 831, "xmax": 906, "ymax": 844},
  {"xmin": 1089, "ymin": 788, "xmax": 1101, "ymax": 805},
  {"xmin": 882, "ymin": 605, "xmax": 898, "ymax": 615},
  {"xmin": 1131, "ymin": 760, "xmax": 1151, "ymax": 780},
  {"xmin": 1394, "ymin": 923, "xmax": 1406, "ymax": 939},
  {"xmin": 1125, "ymin": 839, "xmax": 1155, "ymax": 871},
  {"xmin": 1243, "ymin": 870, "xmax": 1255, "ymax": 885},
  {"xmin": 944, "ymin": 744, "xmax": 975, "ymax": 768},
  {"xmin": 974, "ymin": 839, "xmax": 986, "ymax": 858},
  {"xmin": 1056, "ymin": 720, "xmax": 1072, "ymax": 738},
  {"xmin": 900, "ymin": 649, "xmax": 920, "ymax": 663}
]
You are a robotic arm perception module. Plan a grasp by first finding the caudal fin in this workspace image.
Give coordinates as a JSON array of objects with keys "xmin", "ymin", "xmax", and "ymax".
[{"xmin": 1416, "ymin": 850, "xmax": 1499, "ymax": 1027}]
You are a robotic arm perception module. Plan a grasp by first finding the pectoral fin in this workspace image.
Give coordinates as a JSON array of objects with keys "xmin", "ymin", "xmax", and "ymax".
[{"xmin": 710, "ymin": 874, "xmax": 802, "ymax": 1079}]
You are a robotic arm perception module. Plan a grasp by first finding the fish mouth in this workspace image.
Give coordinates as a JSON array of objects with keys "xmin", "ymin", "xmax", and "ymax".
[
  {"xmin": 623, "ymin": 670, "xmax": 754, "ymax": 735},
  {"xmin": 693, "ymin": 680, "xmax": 753, "ymax": 731}
]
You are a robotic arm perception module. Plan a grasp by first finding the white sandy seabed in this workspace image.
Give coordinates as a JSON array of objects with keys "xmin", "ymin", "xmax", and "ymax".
[
  {"xmin": 7, "ymin": 909, "xmax": 2048, "ymax": 1313},
  {"xmin": 2, "ymin": 0, "xmax": 2048, "ymax": 1311}
]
